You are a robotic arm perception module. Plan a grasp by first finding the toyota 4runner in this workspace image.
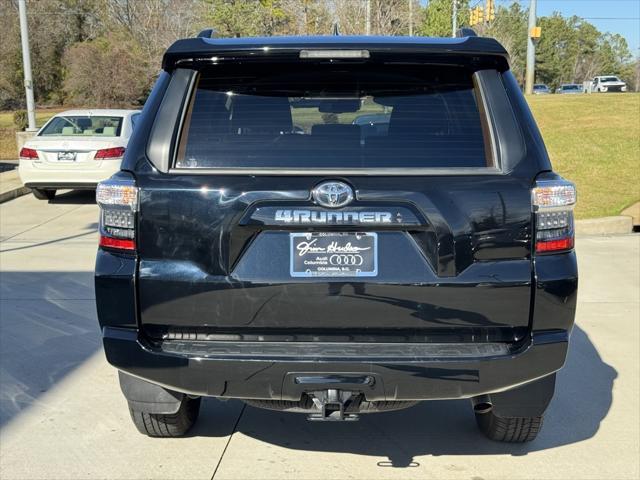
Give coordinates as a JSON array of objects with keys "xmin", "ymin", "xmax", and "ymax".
[{"xmin": 95, "ymin": 32, "xmax": 578, "ymax": 442}]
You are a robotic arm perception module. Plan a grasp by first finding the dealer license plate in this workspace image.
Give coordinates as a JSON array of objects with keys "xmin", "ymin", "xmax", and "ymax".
[
  {"xmin": 290, "ymin": 232, "xmax": 378, "ymax": 278},
  {"xmin": 57, "ymin": 151, "xmax": 77, "ymax": 161}
]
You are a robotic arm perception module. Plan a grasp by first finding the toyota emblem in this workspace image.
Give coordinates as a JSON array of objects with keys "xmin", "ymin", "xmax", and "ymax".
[{"xmin": 312, "ymin": 181, "xmax": 354, "ymax": 208}]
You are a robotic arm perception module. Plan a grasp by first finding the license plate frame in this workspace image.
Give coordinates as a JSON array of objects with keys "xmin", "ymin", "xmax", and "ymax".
[
  {"xmin": 57, "ymin": 151, "xmax": 77, "ymax": 162},
  {"xmin": 290, "ymin": 232, "xmax": 378, "ymax": 278}
]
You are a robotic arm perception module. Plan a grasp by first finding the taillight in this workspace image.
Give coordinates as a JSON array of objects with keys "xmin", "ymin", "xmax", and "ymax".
[
  {"xmin": 19, "ymin": 147, "xmax": 38, "ymax": 160},
  {"xmin": 532, "ymin": 179, "xmax": 577, "ymax": 254},
  {"xmin": 95, "ymin": 147, "xmax": 125, "ymax": 159},
  {"xmin": 96, "ymin": 177, "xmax": 138, "ymax": 252}
]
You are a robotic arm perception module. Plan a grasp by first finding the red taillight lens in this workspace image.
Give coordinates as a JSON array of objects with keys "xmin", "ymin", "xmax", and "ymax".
[
  {"xmin": 19, "ymin": 147, "xmax": 38, "ymax": 160},
  {"xmin": 97, "ymin": 178, "xmax": 138, "ymax": 253},
  {"xmin": 99, "ymin": 235, "xmax": 136, "ymax": 251},
  {"xmin": 536, "ymin": 237, "xmax": 574, "ymax": 253},
  {"xmin": 532, "ymin": 179, "xmax": 576, "ymax": 255},
  {"xmin": 95, "ymin": 147, "xmax": 125, "ymax": 159}
]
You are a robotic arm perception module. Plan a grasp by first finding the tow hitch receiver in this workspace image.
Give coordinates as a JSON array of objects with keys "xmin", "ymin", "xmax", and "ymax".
[{"xmin": 308, "ymin": 389, "xmax": 360, "ymax": 421}]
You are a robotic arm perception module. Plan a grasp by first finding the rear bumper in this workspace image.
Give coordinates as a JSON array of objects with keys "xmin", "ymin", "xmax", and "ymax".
[
  {"xmin": 103, "ymin": 327, "xmax": 569, "ymax": 401},
  {"xmin": 18, "ymin": 159, "xmax": 121, "ymax": 188}
]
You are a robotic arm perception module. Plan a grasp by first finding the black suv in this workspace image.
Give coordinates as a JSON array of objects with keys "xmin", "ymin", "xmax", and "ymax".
[{"xmin": 95, "ymin": 33, "xmax": 577, "ymax": 442}]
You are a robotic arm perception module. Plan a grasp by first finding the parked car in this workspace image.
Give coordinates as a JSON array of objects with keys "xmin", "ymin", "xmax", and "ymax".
[
  {"xmin": 532, "ymin": 83, "xmax": 551, "ymax": 94},
  {"xmin": 583, "ymin": 75, "xmax": 628, "ymax": 93},
  {"xmin": 95, "ymin": 33, "xmax": 577, "ymax": 442},
  {"xmin": 352, "ymin": 112, "xmax": 390, "ymax": 138},
  {"xmin": 556, "ymin": 84, "xmax": 583, "ymax": 94},
  {"xmin": 18, "ymin": 109, "xmax": 141, "ymax": 200}
]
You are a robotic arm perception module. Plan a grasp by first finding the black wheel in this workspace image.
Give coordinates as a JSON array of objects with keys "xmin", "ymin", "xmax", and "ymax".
[
  {"xmin": 129, "ymin": 396, "xmax": 201, "ymax": 437},
  {"xmin": 32, "ymin": 188, "xmax": 56, "ymax": 200},
  {"xmin": 475, "ymin": 410, "xmax": 543, "ymax": 442}
]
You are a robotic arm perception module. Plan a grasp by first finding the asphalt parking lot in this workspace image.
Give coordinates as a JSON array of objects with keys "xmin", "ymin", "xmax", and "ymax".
[{"xmin": 0, "ymin": 191, "xmax": 638, "ymax": 480}]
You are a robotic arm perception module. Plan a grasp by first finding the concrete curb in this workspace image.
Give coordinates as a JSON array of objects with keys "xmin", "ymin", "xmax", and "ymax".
[
  {"xmin": 620, "ymin": 202, "xmax": 640, "ymax": 227},
  {"xmin": 0, "ymin": 185, "xmax": 31, "ymax": 204},
  {"xmin": 575, "ymin": 216, "xmax": 634, "ymax": 236},
  {"xmin": 0, "ymin": 169, "xmax": 31, "ymax": 204}
]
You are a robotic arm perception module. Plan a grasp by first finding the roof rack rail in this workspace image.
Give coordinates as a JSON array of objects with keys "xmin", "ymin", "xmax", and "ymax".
[
  {"xmin": 197, "ymin": 28, "xmax": 217, "ymax": 39},
  {"xmin": 456, "ymin": 28, "xmax": 477, "ymax": 38}
]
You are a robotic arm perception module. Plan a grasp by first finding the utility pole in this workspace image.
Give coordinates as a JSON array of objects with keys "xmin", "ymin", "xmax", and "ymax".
[
  {"xmin": 366, "ymin": 0, "xmax": 371, "ymax": 35},
  {"xmin": 409, "ymin": 0, "xmax": 413, "ymax": 36},
  {"xmin": 452, "ymin": 0, "xmax": 458, "ymax": 38},
  {"xmin": 636, "ymin": 48, "xmax": 640, "ymax": 92},
  {"xmin": 17, "ymin": 0, "xmax": 37, "ymax": 131},
  {"xmin": 525, "ymin": 0, "xmax": 537, "ymax": 94}
]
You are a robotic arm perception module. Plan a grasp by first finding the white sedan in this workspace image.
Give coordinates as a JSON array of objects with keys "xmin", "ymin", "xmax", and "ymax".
[{"xmin": 18, "ymin": 109, "xmax": 141, "ymax": 200}]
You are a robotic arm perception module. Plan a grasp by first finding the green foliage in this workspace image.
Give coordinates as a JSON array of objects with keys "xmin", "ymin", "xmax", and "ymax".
[
  {"xmin": 13, "ymin": 110, "xmax": 28, "ymax": 131},
  {"xmin": 418, "ymin": 0, "xmax": 469, "ymax": 37},
  {"xmin": 0, "ymin": 0, "xmax": 637, "ymax": 109},
  {"xmin": 204, "ymin": 0, "xmax": 294, "ymax": 37},
  {"xmin": 62, "ymin": 34, "xmax": 150, "ymax": 107},
  {"xmin": 484, "ymin": 3, "xmax": 528, "ymax": 84},
  {"xmin": 534, "ymin": 14, "xmax": 634, "ymax": 90}
]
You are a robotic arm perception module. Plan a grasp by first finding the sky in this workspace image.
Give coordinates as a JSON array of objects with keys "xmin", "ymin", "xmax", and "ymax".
[{"xmin": 499, "ymin": 0, "xmax": 640, "ymax": 53}]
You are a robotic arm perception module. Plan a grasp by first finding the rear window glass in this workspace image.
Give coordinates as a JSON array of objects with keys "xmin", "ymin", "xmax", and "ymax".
[
  {"xmin": 176, "ymin": 65, "xmax": 492, "ymax": 169},
  {"xmin": 40, "ymin": 116, "xmax": 123, "ymax": 137}
]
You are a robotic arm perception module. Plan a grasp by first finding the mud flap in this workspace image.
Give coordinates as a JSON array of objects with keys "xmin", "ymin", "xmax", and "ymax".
[
  {"xmin": 488, "ymin": 373, "xmax": 556, "ymax": 418},
  {"xmin": 118, "ymin": 371, "xmax": 185, "ymax": 414}
]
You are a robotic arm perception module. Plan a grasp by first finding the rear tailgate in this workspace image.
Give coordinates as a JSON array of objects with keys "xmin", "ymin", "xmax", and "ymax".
[
  {"xmin": 134, "ymin": 39, "xmax": 535, "ymax": 344},
  {"xmin": 137, "ymin": 175, "xmax": 532, "ymax": 343}
]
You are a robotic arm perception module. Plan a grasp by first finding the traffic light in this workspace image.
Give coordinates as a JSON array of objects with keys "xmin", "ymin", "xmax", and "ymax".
[
  {"xmin": 486, "ymin": 0, "xmax": 495, "ymax": 21},
  {"xmin": 470, "ymin": 6, "xmax": 484, "ymax": 26},
  {"xmin": 476, "ymin": 6, "xmax": 484, "ymax": 25}
]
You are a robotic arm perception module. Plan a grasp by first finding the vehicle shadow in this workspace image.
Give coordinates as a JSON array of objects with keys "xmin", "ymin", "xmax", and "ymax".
[
  {"xmin": 48, "ymin": 189, "xmax": 96, "ymax": 205},
  {"xmin": 0, "ymin": 224, "xmax": 98, "ymax": 254},
  {"xmin": 0, "ymin": 271, "xmax": 100, "ymax": 427},
  {"xmin": 193, "ymin": 325, "xmax": 616, "ymax": 463}
]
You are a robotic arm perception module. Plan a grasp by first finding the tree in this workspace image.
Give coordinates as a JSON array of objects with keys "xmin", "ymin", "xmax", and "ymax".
[
  {"xmin": 535, "ymin": 14, "xmax": 634, "ymax": 90},
  {"xmin": 62, "ymin": 34, "xmax": 149, "ymax": 106},
  {"xmin": 1, "ymin": 0, "xmax": 636, "ymax": 109},
  {"xmin": 203, "ymin": 0, "xmax": 292, "ymax": 37},
  {"xmin": 105, "ymin": 0, "xmax": 206, "ymax": 68},
  {"xmin": 535, "ymin": 13, "xmax": 577, "ymax": 89},
  {"xmin": 282, "ymin": 0, "xmax": 332, "ymax": 35},
  {"xmin": 333, "ymin": 0, "xmax": 367, "ymax": 35},
  {"xmin": 418, "ymin": 0, "xmax": 469, "ymax": 37},
  {"xmin": 0, "ymin": 0, "xmax": 103, "ymax": 108},
  {"xmin": 483, "ymin": 3, "xmax": 528, "ymax": 84}
]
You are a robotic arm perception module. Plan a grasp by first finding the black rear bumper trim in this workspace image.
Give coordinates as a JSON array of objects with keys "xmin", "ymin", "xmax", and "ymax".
[
  {"xmin": 102, "ymin": 327, "xmax": 569, "ymax": 401},
  {"xmin": 24, "ymin": 182, "xmax": 98, "ymax": 190},
  {"xmin": 159, "ymin": 339, "xmax": 512, "ymax": 361}
]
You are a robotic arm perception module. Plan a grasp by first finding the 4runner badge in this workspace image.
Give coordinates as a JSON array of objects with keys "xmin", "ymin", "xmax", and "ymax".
[{"xmin": 312, "ymin": 181, "xmax": 354, "ymax": 208}]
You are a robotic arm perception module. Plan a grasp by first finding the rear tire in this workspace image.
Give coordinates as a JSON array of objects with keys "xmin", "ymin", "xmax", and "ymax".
[
  {"xmin": 475, "ymin": 410, "xmax": 543, "ymax": 442},
  {"xmin": 129, "ymin": 396, "xmax": 201, "ymax": 437},
  {"xmin": 32, "ymin": 188, "xmax": 56, "ymax": 201}
]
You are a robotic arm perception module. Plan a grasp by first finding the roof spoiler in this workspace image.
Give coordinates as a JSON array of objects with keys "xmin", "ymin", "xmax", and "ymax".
[
  {"xmin": 197, "ymin": 28, "xmax": 217, "ymax": 39},
  {"xmin": 163, "ymin": 35, "xmax": 508, "ymax": 71},
  {"xmin": 456, "ymin": 28, "xmax": 477, "ymax": 38}
]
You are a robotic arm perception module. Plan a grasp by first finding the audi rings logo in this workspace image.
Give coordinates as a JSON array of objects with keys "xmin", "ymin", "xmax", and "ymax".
[
  {"xmin": 329, "ymin": 254, "xmax": 364, "ymax": 266},
  {"xmin": 312, "ymin": 181, "xmax": 354, "ymax": 208}
]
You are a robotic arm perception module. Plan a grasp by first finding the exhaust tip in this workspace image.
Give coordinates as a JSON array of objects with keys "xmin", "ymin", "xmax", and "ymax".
[
  {"xmin": 473, "ymin": 402, "xmax": 493, "ymax": 414},
  {"xmin": 472, "ymin": 395, "xmax": 493, "ymax": 414}
]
